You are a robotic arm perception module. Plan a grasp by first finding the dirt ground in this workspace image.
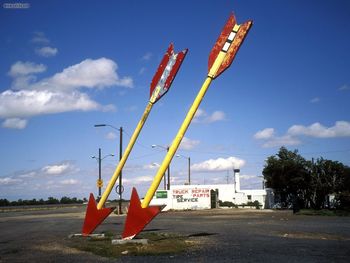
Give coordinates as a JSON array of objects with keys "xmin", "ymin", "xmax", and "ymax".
[{"xmin": 0, "ymin": 206, "xmax": 349, "ymax": 262}]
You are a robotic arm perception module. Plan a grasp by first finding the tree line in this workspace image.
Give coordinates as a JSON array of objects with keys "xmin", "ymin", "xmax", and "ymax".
[
  {"xmin": 0, "ymin": 196, "xmax": 87, "ymax": 206},
  {"xmin": 263, "ymin": 147, "xmax": 350, "ymax": 210}
]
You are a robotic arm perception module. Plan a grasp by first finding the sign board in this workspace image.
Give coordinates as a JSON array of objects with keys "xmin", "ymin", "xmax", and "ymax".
[
  {"xmin": 97, "ymin": 179, "xmax": 103, "ymax": 188},
  {"xmin": 150, "ymin": 186, "xmax": 212, "ymax": 211},
  {"xmin": 115, "ymin": 184, "xmax": 124, "ymax": 195},
  {"xmin": 172, "ymin": 188, "xmax": 210, "ymax": 203},
  {"xmin": 155, "ymin": 190, "xmax": 168, "ymax": 198}
]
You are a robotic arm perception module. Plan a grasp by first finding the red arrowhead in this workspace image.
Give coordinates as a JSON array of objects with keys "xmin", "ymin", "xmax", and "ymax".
[
  {"xmin": 122, "ymin": 187, "xmax": 162, "ymax": 239},
  {"xmin": 82, "ymin": 193, "xmax": 114, "ymax": 236}
]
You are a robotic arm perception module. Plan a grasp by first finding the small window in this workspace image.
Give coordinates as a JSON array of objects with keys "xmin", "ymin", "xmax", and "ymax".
[{"xmin": 247, "ymin": 195, "xmax": 252, "ymax": 201}]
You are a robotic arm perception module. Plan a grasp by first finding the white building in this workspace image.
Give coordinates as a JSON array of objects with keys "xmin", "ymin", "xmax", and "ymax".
[{"xmin": 150, "ymin": 169, "xmax": 274, "ymax": 211}]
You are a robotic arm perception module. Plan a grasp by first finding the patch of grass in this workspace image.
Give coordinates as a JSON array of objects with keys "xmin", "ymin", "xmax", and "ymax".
[
  {"xmin": 296, "ymin": 209, "xmax": 350, "ymax": 216},
  {"xmin": 68, "ymin": 232, "xmax": 193, "ymax": 258}
]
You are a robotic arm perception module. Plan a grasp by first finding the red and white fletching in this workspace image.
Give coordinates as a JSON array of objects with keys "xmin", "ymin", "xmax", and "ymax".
[
  {"xmin": 150, "ymin": 43, "xmax": 188, "ymax": 103},
  {"xmin": 208, "ymin": 13, "xmax": 253, "ymax": 79}
]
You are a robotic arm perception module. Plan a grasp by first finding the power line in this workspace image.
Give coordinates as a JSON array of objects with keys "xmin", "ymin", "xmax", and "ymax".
[{"xmin": 122, "ymin": 129, "xmax": 154, "ymax": 151}]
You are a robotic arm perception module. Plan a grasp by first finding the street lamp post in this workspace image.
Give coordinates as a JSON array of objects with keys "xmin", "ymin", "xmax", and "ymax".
[
  {"xmin": 176, "ymin": 154, "xmax": 191, "ymax": 185},
  {"xmin": 92, "ymin": 148, "xmax": 114, "ymax": 200},
  {"xmin": 118, "ymin": 127, "xmax": 123, "ymax": 214},
  {"xmin": 94, "ymin": 124, "xmax": 123, "ymax": 214},
  {"xmin": 258, "ymin": 175, "xmax": 265, "ymax": 189},
  {"xmin": 152, "ymin": 144, "xmax": 170, "ymax": 190},
  {"xmin": 98, "ymin": 148, "xmax": 102, "ymax": 197}
]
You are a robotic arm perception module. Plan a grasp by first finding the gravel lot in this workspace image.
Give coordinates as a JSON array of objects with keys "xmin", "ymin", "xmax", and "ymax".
[{"xmin": 0, "ymin": 206, "xmax": 349, "ymax": 262}]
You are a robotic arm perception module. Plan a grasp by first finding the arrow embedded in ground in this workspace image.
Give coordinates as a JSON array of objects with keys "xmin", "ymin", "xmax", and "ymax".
[
  {"xmin": 122, "ymin": 12, "xmax": 253, "ymax": 239},
  {"xmin": 82, "ymin": 44, "xmax": 188, "ymax": 236}
]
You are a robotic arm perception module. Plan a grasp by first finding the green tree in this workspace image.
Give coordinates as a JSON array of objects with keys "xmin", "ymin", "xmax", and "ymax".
[
  {"xmin": 334, "ymin": 165, "xmax": 350, "ymax": 210},
  {"xmin": 60, "ymin": 196, "xmax": 72, "ymax": 204},
  {"xmin": 46, "ymin": 197, "xmax": 59, "ymax": 204},
  {"xmin": 263, "ymin": 147, "xmax": 311, "ymax": 208},
  {"xmin": 0, "ymin": 199, "xmax": 10, "ymax": 206},
  {"xmin": 310, "ymin": 158, "xmax": 347, "ymax": 209}
]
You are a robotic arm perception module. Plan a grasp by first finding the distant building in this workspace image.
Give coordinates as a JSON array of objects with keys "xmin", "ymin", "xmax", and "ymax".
[{"xmin": 150, "ymin": 169, "xmax": 275, "ymax": 210}]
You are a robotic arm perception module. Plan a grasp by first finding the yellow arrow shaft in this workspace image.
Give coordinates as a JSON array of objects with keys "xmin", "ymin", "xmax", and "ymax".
[
  {"xmin": 142, "ymin": 76, "xmax": 213, "ymax": 208},
  {"xmin": 97, "ymin": 101, "xmax": 153, "ymax": 209},
  {"xmin": 208, "ymin": 52, "xmax": 226, "ymax": 78}
]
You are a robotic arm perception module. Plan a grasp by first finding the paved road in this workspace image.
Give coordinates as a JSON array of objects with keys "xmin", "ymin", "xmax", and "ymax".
[{"xmin": 0, "ymin": 207, "xmax": 349, "ymax": 262}]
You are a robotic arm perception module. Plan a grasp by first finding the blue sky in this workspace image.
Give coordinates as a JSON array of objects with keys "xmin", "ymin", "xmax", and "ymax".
[{"xmin": 0, "ymin": 0, "xmax": 349, "ymax": 201}]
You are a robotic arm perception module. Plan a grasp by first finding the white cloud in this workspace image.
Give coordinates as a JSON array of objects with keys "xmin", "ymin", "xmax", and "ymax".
[
  {"xmin": 2, "ymin": 118, "xmax": 28, "ymax": 129},
  {"xmin": 0, "ymin": 177, "xmax": 22, "ymax": 185},
  {"xmin": 35, "ymin": 58, "xmax": 133, "ymax": 90},
  {"xmin": 310, "ymin": 97, "xmax": 320, "ymax": 103},
  {"xmin": 254, "ymin": 127, "xmax": 302, "ymax": 148},
  {"xmin": 179, "ymin": 137, "xmax": 200, "ymax": 150},
  {"xmin": 106, "ymin": 132, "xmax": 117, "ymax": 140},
  {"xmin": 339, "ymin": 84, "xmax": 350, "ymax": 91},
  {"xmin": 142, "ymin": 164, "xmax": 158, "ymax": 170},
  {"xmin": 254, "ymin": 128, "xmax": 275, "ymax": 140},
  {"xmin": 0, "ymin": 90, "xmax": 99, "ymax": 119},
  {"xmin": 0, "ymin": 161, "xmax": 84, "ymax": 198},
  {"xmin": 8, "ymin": 61, "xmax": 46, "ymax": 77},
  {"xmin": 124, "ymin": 105, "xmax": 138, "ymax": 112},
  {"xmin": 18, "ymin": 171, "xmax": 36, "ymax": 178},
  {"xmin": 42, "ymin": 162, "xmax": 73, "ymax": 175},
  {"xmin": 260, "ymin": 135, "xmax": 301, "ymax": 148},
  {"xmin": 194, "ymin": 108, "xmax": 206, "ymax": 119},
  {"xmin": 35, "ymin": 46, "xmax": 58, "ymax": 57},
  {"xmin": 1, "ymin": 58, "xmax": 133, "ymax": 129},
  {"xmin": 191, "ymin": 156, "xmax": 245, "ymax": 172},
  {"xmin": 288, "ymin": 121, "xmax": 350, "ymax": 138},
  {"xmin": 123, "ymin": 176, "xmax": 153, "ymax": 184},
  {"xmin": 102, "ymin": 104, "xmax": 117, "ymax": 112},
  {"xmin": 8, "ymin": 58, "xmax": 133, "ymax": 91},
  {"xmin": 193, "ymin": 108, "xmax": 226, "ymax": 124},
  {"xmin": 11, "ymin": 75, "xmax": 36, "ymax": 90},
  {"xmin": 240, "ymin": 174, "xmax": 258, "ymax": 180},
  {"xmin": 60, "ymin": 179, "xmax": 79, "ymax": 185},
  {"xmin": 141, "ymin": 52, "xmax": 152, "ymax": 61},
  {"xmin": 207, "ymin": 111, "xmax": 226, "ymax": 123},
  {"xmin": 139, "ymin": 67, "xmax": 146, "ymax": 75},
  {"xmin": 255, "ymin": 121, "xmax": 350, "ymax": 148},
  {"xmin": 31, "ymin": 32, "xmax": 50, "ymax": 44}
]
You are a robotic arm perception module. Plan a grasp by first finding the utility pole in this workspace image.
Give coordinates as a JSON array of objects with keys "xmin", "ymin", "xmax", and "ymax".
[
  {"xmin": 118, "ymin": 127, "xmax": 123, "ymax": 214},
  {"xmin": 92, "ymin": 148, "xmax": 114, "ymax": 201},
  {"xmin": 166, "ymin": 146, "xmax": 170, "ymax": 190},
  {"xmin": 188, "ymin": 156, "xmax": 191, "ymax": 185},
  {"xmin": 152, "ymin": 144, "xmax": 170, "ymax": 190},
  {"xmin": 176, "ymin": 154, "xmax": 191, "ymax": 185},
  {"xmin": 94, "ymin": 124, "xmax": 123, "ymax": 212},
  {"xmin": 98, "ymin": 148, "xmax": 102, "ymax": 199},
  {"xmin": 163, "ymin": 170, "xmax": 167, "ymax": 190}
]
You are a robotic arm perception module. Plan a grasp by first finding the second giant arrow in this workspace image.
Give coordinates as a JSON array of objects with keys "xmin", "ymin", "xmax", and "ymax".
[
  {"xmin": 82, "ymin": 44, "xmax": 188, "ymax": 236},
  {"xmin": 122, "ymin": 12, "xmax": 253, "ymax": 239}
]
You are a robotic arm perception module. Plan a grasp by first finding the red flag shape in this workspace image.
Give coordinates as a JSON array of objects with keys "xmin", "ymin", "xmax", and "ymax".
[
  {"xmin": 150, "ymin": 43, "xmax": 188, "ymax": 103},
  {"xmin": 122, "ymin": 187, "xmax": 162, "ymax": 239},
  {"xmin": 208, "ymin": 13, "xmax": 252, "ymax": 79},
  {"xmin": 82, "ymin": 193, "xmax": 114, "ymax": 236}
]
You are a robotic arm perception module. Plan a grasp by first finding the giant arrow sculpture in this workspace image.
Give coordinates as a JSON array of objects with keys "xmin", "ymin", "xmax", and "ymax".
[
  {"xmin": 82, "ymin": 44, "xmax": 188, "ymax": 235},
  {"xmin": 122, "ymin": 13, "xmax": 253, "ymax": 239}
]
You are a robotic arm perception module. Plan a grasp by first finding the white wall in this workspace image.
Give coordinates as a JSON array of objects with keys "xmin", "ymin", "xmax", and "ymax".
[
  {"xmin": 150, "ymin": 185, "xmax": 212, "ymax": 211},
  {"xmin": 207, "ymin": 184, "xmax": 267, "ymax": 208},
  {"xmin": 150, "ymin": 184, "xmax": 270, "ymax": 210}
]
